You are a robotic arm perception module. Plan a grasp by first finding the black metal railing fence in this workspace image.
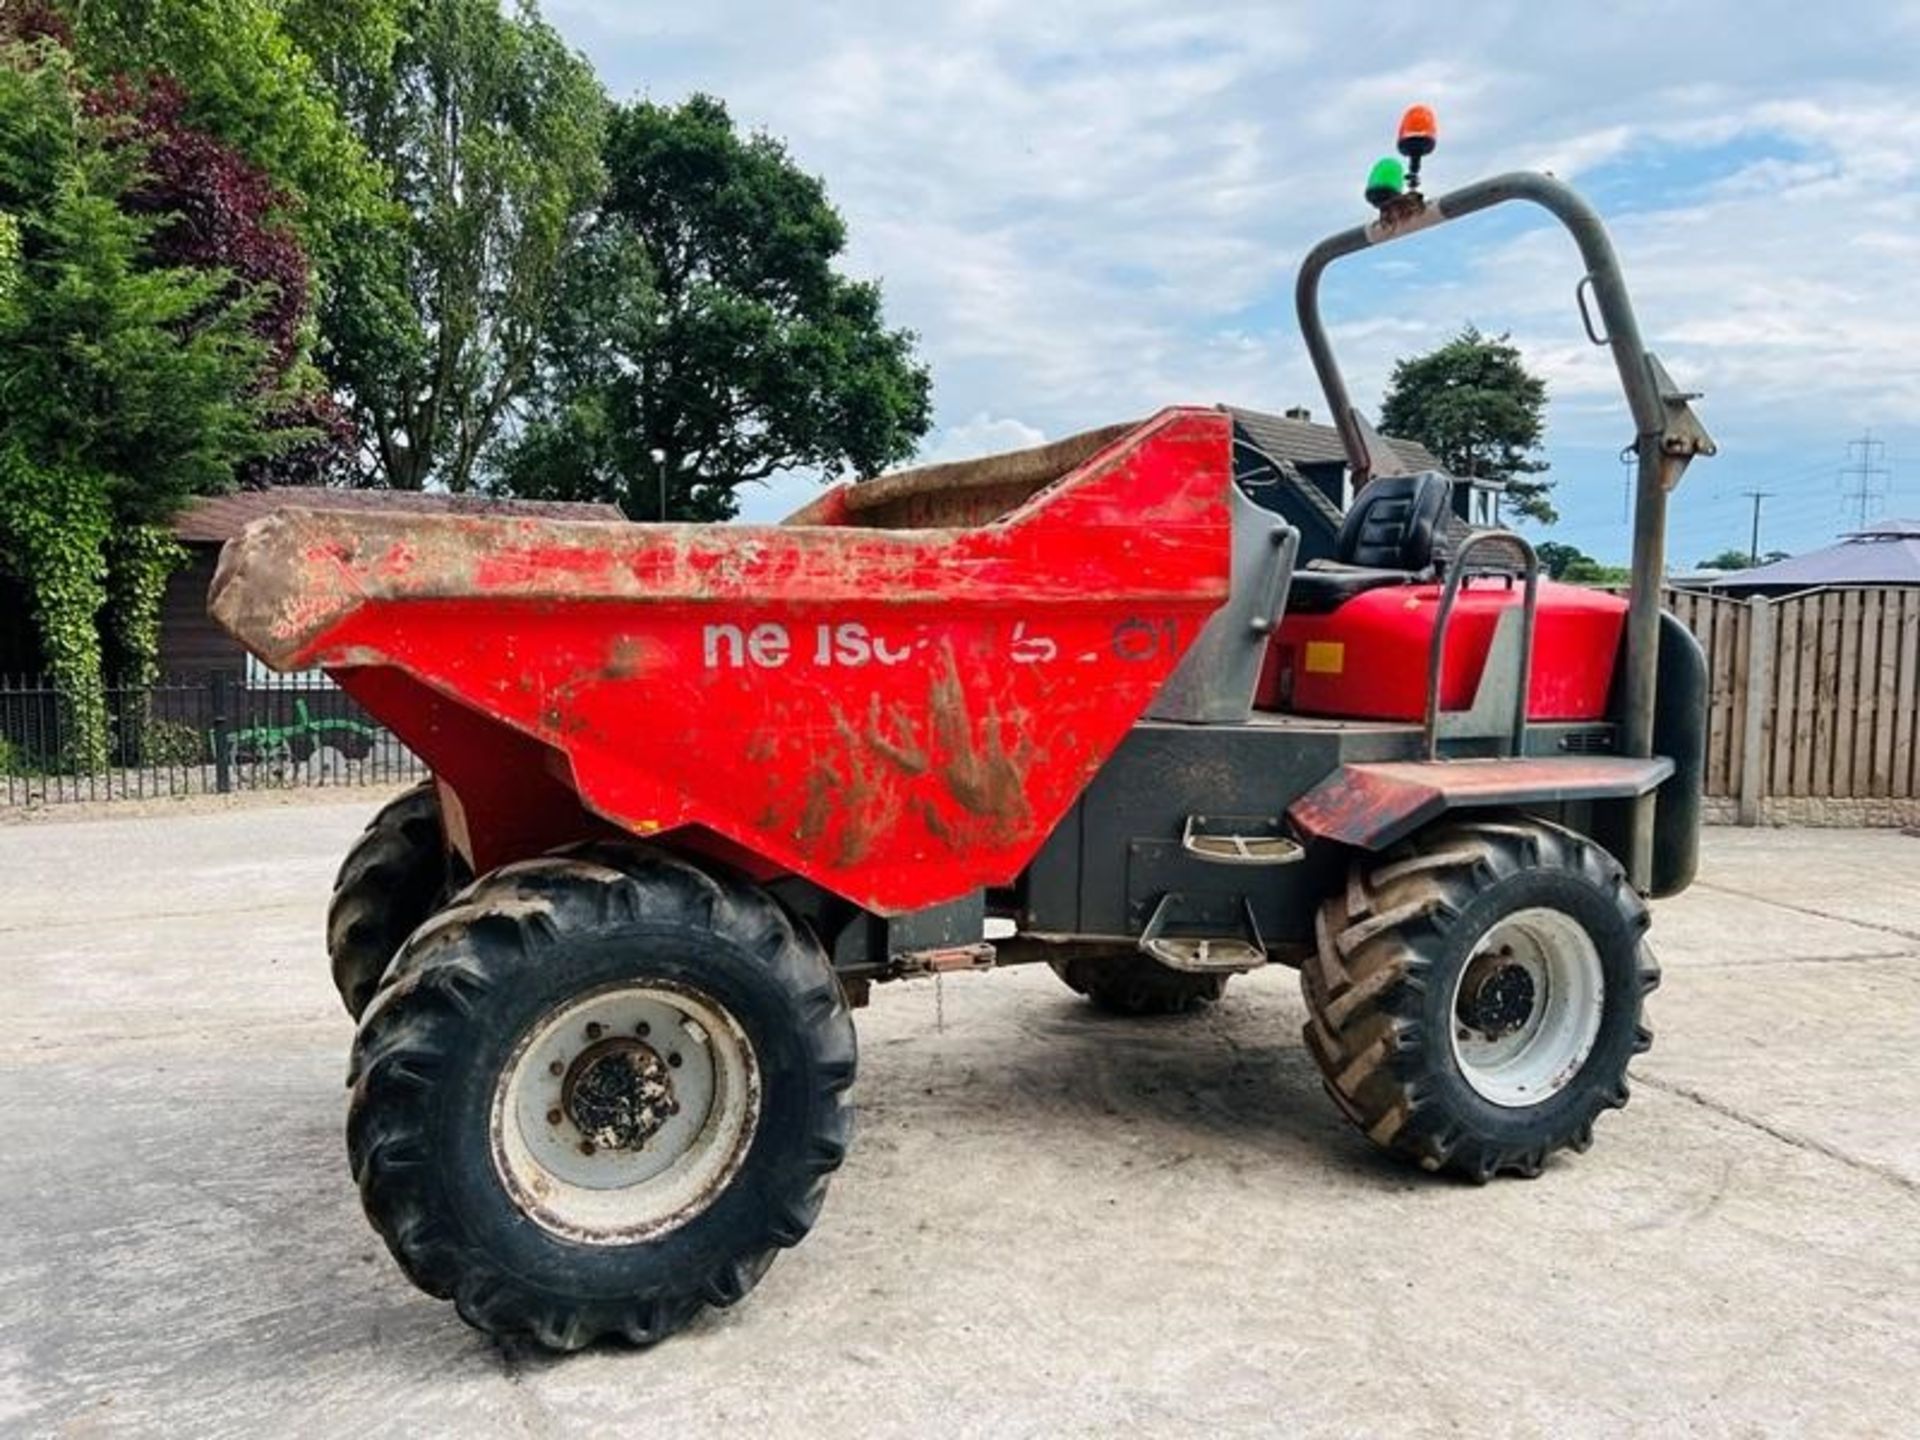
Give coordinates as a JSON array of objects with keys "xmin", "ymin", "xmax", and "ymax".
[{"xmin": 0, "ymin": 671, "xmax": 425, "ymax": 806}]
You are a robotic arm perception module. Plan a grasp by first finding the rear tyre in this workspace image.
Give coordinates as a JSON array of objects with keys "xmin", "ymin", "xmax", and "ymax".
[
  {"xmin": 1302, "ymin": 816, "xmax": 1658, "ymax": 1181},
  {"xmin": 1050, "ymin": 949, "xmax": 1228, "ymax": 1016},
  {"xmin": 326, "ymin": 782, "xmax": 459, "ymax": 1018},
  {"xmin": 347, "ymin": 848, "xmax": 856, "ymax": 1350}
]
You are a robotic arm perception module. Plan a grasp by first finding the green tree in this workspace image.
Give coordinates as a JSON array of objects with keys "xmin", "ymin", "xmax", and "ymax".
[
  {"xmin": 1697, "ymin": 547, "xmax": 1789, "ymax": 570},
  {"xmin": 0, "ymin": 35, "xmax": 295, "ymax": 764},
  {"xmin": 1535, "ymin": 540, "xmax": 1594, "ymax": 580},
  {"xmin": 60, "ymin": 0, "xmax": 394, "ymax": 280},
  {"xmin": 1380, "ymin": 325, "xmax": 1553, "ymax": 523},
  {"xmin": 492, "ymin": 94, "xmax": 932, "ymax": 520},
  {"xmin": 322, "ymin": 0, "xmax": 606, "ymax": 490},
  {"xmin": 1533, "ymin": 541, "xmax": 1627, "ymax": 586},
  {"xmin": 0, "ymin": 207, "xmax": 17, "ymax": 293}
]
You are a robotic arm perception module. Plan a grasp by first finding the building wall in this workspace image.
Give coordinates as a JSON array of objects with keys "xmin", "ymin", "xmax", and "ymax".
[{"xmin": 158, "ymin": 546, "xmax": 243, "ymax": 677}]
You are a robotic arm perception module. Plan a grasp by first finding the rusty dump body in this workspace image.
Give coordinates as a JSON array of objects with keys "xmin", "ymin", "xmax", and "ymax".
[{"xmin": 211, "ymin": 408, "xmax": 1237, "ymax": 916}]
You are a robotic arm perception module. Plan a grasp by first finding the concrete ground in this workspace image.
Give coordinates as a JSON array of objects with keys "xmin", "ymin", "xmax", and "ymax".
[{"xmin": 2, "ymin": 800, "xmax": 1917, "ymax": 1439}]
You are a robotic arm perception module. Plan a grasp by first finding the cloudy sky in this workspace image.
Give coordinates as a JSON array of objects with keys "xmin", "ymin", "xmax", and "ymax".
[{"xmin": 549, "ymin": 0, "xmax": 1920, "ymax": 566}]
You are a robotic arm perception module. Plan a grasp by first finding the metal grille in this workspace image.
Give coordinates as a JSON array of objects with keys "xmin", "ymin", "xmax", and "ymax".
[{"xmin": 1557, "ymin": 729, "xmax": 1616, "ymax": 755}]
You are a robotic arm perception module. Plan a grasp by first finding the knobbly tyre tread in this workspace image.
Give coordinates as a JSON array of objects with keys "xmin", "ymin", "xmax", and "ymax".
[
  {"xmin": 1050, "ymin": 949, "xmax": 1228, "ymax": 1016},
  {"xmin": 1301, "ymin": 816, "xmax": 1660, "ymax": 1181},
  {"xmin": 347, "ymin": 845, "xmax": 856, "ymax": 1351},
  {"xmin": 325, "ymin": 782, "xmax": 457, "ymax": 1019}
]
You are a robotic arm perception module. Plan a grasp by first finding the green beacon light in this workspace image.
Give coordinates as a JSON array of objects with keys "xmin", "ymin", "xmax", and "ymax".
[{"xmin": 1364, "ymin": 155, "xmax": 1406, "ymax": 208}]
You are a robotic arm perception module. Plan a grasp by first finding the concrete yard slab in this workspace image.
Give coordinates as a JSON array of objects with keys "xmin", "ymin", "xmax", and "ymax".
[
  {"xmin": 1649, "ymin": 885, "xmax": 1916, "ymax": 967},
  {"xmin": 1, "ymin": 806, "xmax": 1917, "ymax": 1438},
  {"xmin": 1639, "ymin": 956, "xmax": 1920, "ymax": 1189},
  {"xmin": 1687, "ymin": 825, "xmax": 1920, "ymax": 941}
]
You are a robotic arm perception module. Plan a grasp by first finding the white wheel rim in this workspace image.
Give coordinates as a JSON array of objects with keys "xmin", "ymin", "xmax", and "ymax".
[
  {"xmin": 1448, "ymin": 907, "xmax": 1604, "ymax": 1108},
  {"xmin": 490, "ymin": 980, "xmax": 761, "ymax": 1245}
]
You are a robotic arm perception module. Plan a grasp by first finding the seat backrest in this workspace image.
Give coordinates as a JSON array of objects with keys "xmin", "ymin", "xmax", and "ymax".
[{"xmin": 1336, "ymin": 471, "xmax": 1453, "ymax": 570}]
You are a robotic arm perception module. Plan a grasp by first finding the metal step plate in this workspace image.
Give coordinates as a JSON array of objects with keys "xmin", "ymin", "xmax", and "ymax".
[{"xmin": 1181, "ymin": 814, "xmax": 1305, "ymax": 867}]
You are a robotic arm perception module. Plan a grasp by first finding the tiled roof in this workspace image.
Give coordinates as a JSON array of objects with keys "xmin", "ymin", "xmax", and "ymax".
[
  {"xmin": 174, "ymin": 487, "xmax": 627, "ymax": 543},
  {"xmin": 1224, "ymin": 405, "xmax": 1443, "ymax": 475}
]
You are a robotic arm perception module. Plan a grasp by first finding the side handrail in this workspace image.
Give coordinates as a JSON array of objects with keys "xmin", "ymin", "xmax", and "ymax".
[{"xmin": 1422, "ymin": 532, "xmax": 1540, "ymax": 761}]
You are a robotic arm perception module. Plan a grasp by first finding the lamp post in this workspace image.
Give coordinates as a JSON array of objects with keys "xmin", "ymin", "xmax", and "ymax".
[{"xmin": 649, "ymin": 447, "xmax": 668, "ymax": 522}]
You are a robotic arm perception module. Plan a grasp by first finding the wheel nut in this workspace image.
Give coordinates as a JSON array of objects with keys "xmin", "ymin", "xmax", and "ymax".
[
  {"xmin": 548, "ymin": 1060, "xmax": 564, "ymax": 1077},
  {"xmin": 585, "ymin": 1021, "xmax": 604, "ymax": 1040},
  {"xmin": 546, "ymin": 1108, "xmax": 563, "ymax": 1126},
  {"xmin": 636, "ymin": 1021, "xmax": 650, "ymax": 1037},
  {"xmin": 668, "ymin": 1052, "xmax": 683, "ymax": 1068},
  {"xmin": 578, "ymin": 1140, "xmax": 596, "ymax": 1156}
]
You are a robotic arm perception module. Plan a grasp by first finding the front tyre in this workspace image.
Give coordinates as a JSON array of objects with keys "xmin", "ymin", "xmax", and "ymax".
[
  {"xmin": 1302, "ymin": 817, "xmax": 1658, "ymax": 1181},
  {"xmin": 347, "ymin": 848, "xmax": 856, "ymax": 1350}
]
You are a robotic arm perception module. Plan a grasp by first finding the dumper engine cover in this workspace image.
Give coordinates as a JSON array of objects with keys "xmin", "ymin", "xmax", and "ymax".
[{"xmin": 1258, "ymin": 578, "xmax": 1627, "ymax": 722}]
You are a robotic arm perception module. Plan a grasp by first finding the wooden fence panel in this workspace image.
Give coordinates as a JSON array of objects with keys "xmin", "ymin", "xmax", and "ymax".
[
  {"xmin": 1730, "ymin": 594, "xmax": 1751, "ymax": 802},
  {"xmin": 1771, "ymin": 595, "xmax": 1800, "ymax": 797},
  {"xmin": 1725, "ymin": 596, "xmax": 1748, "ymax": 793},
  {"xmin": 1814, "ymin": 592, "xmax": 1841, "ymax": 795},
  {"xmin": 1786, "ymin": 591, "xmax": 1811, "ymax": 796},
  {"xmin": 1894, "ymin": 591, "xmax": 1919, "ymax": 798},
  {"xmin": 1880, "ymin": 592, "xmax": 1905, "ymax": 795},
  {"xmin": 1862, "ymin": 591, "xmax": 1891, "ymax": 797},
  {"xmin": 1653, "ymin": 585, "xmax": 1920, "ymax": 807},
  {"xmin": 1840, "ymin": 593, "xmax": 1861, "ymax": 793},
  {"xmin": 1662, "ymin": 587, "xmax": 1747, "ymax": 798}
]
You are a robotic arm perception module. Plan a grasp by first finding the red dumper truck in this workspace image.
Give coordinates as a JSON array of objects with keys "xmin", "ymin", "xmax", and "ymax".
[{"xmin": 211, "ymin": 113, "xmax": 1713, "ymax": 1349}]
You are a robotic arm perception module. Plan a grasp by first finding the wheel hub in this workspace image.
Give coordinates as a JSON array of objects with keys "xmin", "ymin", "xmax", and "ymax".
[
  {"xmin": 492, "ymin": 981, "xmax": 761, "ymax": 1244},
  {"xmin": 1458, "ymin": 953, "xmax": 1537, "ymax": 1038},
  {"xmin": 1447, "ymin": 908, "xmax": 1606, "ymax": 1108},
  {"xmin": 562, "ymin": 1038, "xmax": 680, "ymax": 1152}
]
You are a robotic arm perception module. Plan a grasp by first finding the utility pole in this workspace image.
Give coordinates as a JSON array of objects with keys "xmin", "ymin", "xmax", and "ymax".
[
  {"xmin": 1741, "ymin": 490, "xmax": 1772, "ymax": 566},
  {"xmin": 1839, "ymin": 432, "xmax": 1891, "ymax": 529}
]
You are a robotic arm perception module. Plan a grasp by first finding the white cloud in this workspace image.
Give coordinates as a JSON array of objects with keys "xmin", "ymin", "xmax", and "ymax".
[
  {"xmin": 549, "ymin": 0, "xmax": 1920, "ymax": 557},
  {"xmin": 918, "ymin": 412, "xmax": 1048, "ymax": 464}
]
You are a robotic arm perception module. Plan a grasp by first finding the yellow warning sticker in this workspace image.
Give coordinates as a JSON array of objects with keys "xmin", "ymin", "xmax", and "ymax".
[{"xmin": 1304, "ymin": 640, "xmax": 1345, "ymax": 675}]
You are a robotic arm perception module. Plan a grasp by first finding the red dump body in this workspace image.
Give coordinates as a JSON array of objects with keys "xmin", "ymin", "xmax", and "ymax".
[
  {"xmin": 209, "ymin": 409, "xmax": 1232, "ymax": 913},
  {"xmin": 1261, "ymin": 579, "xmax": 1627, "ymax": 722}
]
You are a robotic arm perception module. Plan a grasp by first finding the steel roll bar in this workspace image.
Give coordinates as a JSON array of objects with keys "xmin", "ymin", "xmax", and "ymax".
[{"xmin": 1294, "ymin": 172, "xmax": 1714, "ymax": 884}]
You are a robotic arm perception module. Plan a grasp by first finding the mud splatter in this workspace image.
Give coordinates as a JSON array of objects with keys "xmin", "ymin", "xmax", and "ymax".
[
  {"xmin": 929, "ymin": 641, "xmax": 1032, "ymax": 827},
  {"xmin": 604, "ymin": 635, "xmax": 643, "ymax": 680},
  {"xmin": 867, "ymin": 696, "xmax": 929, "ymax": 775}
]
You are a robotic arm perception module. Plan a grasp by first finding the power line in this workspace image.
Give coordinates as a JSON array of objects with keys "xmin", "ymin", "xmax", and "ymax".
[
  {"xmin": 1687, "ymin": 460, "xmax": 1839, "ymax": 516},
  {"xmin": 1839, "ymin": 431, "xmax": 1891, "ymax": 530}
]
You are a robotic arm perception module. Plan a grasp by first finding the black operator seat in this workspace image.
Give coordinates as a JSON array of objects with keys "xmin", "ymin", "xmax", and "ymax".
[{"xmin": 1286, "ymin": 471, "xmax": 1454, "ymax": 614}]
